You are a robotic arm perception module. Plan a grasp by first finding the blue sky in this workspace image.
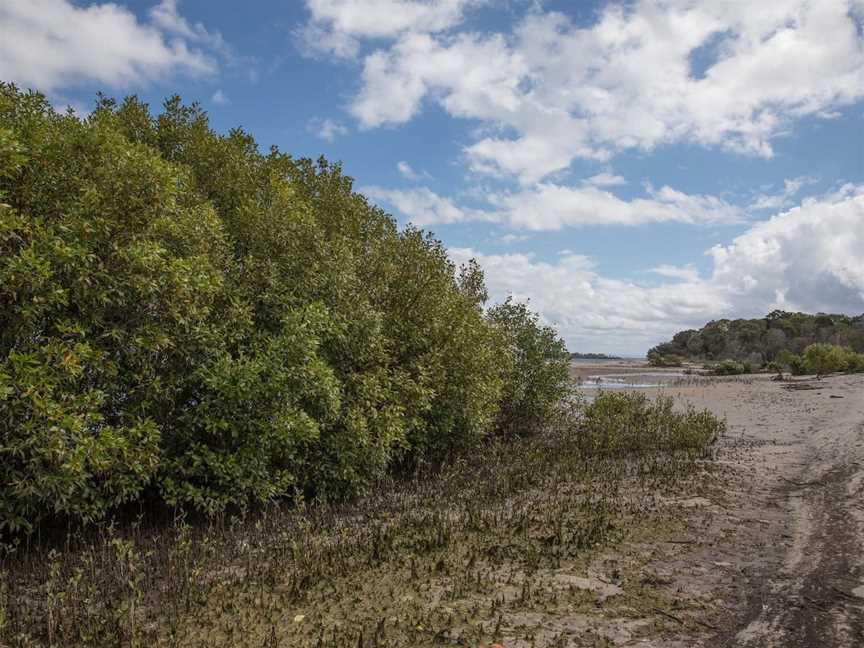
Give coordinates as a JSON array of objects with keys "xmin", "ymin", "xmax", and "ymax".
[{"xmin": 2, "ymin": 0, "xmax": 863, "ymax": 355}]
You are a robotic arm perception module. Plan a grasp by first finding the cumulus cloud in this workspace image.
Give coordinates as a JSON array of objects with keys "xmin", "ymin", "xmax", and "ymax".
[
  {"xmin": 307, "ymin": 117, "xmax": 349, "ymax": 141},
  {"xmin": 365, "ymin": 181, "xmax": 742, "ymax": 229},
  {"xmin": 351, "ymin": 31, "xmax": 526, "ymax": 130},
  {"xmin": 450, "ymin": 247, "xmax": 725, "ymax": 355},
  {"xmin": 397, "ymin": 161, "xmax": 428, "ymax": 181},
  {"xmin": 491, "ymin": 183, "xmax": 743, "ymax": 229},
  {"xmin": 452, "ymin": 186, "xmax": 864, "ymax": 354},
  {"xmin": 709, "ymin": 184, "xmax": 864, "ymax": 315},
  {"xmin": 342, "ymin": 0, "xmax": 864, "ymax": 182},
  {"xmin": 149, "ymin": 0, "xmax": 231, "ymax": 58},
  {"xmin": 297, "ymin": 0, "xmax": 479, "ymax": 58},
  {"xmin": 362, "ymin": 186, "xmax": 490, "ymax": 226},
  {"xmin": 748, "ymin": 176, "xmax": 819, "ymax": 211},
  {"xmin": 0, "ymin": 0, "xmax": 226, "ymax": 92}
]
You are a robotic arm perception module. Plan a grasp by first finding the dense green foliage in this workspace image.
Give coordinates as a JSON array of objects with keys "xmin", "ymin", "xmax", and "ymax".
[
  {"xmin": 788, "ymin": 343, "xmax": 864, "ymax": 377},
  {"xmin": 650, "ymin": 310, "xmax": 864, "ymax": 365},
  {"xmin": 0, "ymin": 84, "xmax": 569, "ymax": 533},
  {"xmin": 486, "ymin": 299, "xmax": 570, "ymax": 436},
  {"xmin": 577, "ymin": 392, "xmax": 723, "ymax": 457}
]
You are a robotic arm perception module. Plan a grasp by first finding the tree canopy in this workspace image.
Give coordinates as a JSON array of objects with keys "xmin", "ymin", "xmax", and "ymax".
[{"xmin": 649, "ymin": 310, "xmax": 864, "ymax": 365}]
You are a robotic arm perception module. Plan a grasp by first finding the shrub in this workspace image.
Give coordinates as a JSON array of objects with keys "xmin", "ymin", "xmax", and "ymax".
[
  {"xmin": 846, "ymin": 351, "xmax": 864, "ymax": 373},
  {"xmin": 765, "ymin": 360, "xmax": 783, "ymax": 375},
  {"xmin": 647, "ymin": 351, "xmax": 684, "ymax": 367},
  {"xmin": 577, "ymin": 392, "xmax": 723, "ymax": 458},
  {"xmin": 788, "ymin": 354, "xmax": 808, "ymax": 375},
  {"xmin": 802, "ymin": 343, "xmax": 851, "ymax": 377},
  {"xmin": 486, "ymin": 298, "xmax": 571, "ymax": 437},
  {"xmin": 0, "ymin": 84, "xmax": 568, "ymax": 531},
  {"xmin": 710, "ymin": 359, "xmax": 751, "ymax": 375}
]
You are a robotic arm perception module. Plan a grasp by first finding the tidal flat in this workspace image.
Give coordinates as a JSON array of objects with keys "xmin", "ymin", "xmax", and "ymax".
[{"xmin": 3, "ymin": 369, "xmax": 863, "ymax": 647}]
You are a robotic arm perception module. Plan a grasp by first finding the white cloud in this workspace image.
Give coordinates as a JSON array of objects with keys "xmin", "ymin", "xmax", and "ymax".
[
  {"xmin": 149, "ymin": 0, "xmax": 231, "ymax": 58},
  {"xmin": 709, "ymin": 183, "xmax": 864, "ymax": 316},
  {"xmin": 491, "ymin": 183, "xmax": 743, "ymax": 229},
  {"xmin": 351, "ymin": 31, "xmax": 527, "ymax": 130},
  {"xmin": 365, "ymin": 181, "xmax": 742, "ymax": 229},
  {"xmin": 450, "ymin": 247, "xmax": 724, "ymax": 356},
  {"xmin": 497, "ymin": 233, "xmax": 531, "ymax": 245},
  {"xmin": 651, "ymin": 264, "xmax": 701, "ymax": 282},
  {"xmin": 397, "ymin": 160, "xmax": 428, "ymax": 181},
  {"xmin": 584, "ymin": 172, "xmax": 627, "ymax": 188},
  {"xmin": 343, "ymin": 0, "xmax": 864, "ymax": 182},
  {"xmin": 0, "ymin": 0, "xmax": 225, "ymax": 92},
  {"xmin": 211, "ymin": 89, "xmax": 229, "ymax": 105},
  {"xmin": 307, "ymin": 117, "xmax": 349, "ymax": 142},
  {"xmin": 362, "ymin": 186, "xmax": 490, "ymax": 226},
  {"xmin": 452, "ymin": 186, "xmax": 864, "ymax": 354},
  {"xmin": 748, "ymin": 176, "xmax": 818, "ymax": 211},
  {"xmin": 298, "ymin": 0, "xmax": 479, "ymax": 58}
]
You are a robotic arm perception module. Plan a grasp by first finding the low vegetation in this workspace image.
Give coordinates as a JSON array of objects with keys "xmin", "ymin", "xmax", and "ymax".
[
  {"xmin": 706, "ymin": 360, "xmax": 753, "ymax": 376},
  {"xmin": 0, "ymin": 391, "xmax": 724, "ymax": 647},
  {"xmin": 702, "ymin": 345, "xmax": 864, "ymax": 377},
  {"xmin": 646, "ymin": 351, "xmax": 685, "ymax": 367}
]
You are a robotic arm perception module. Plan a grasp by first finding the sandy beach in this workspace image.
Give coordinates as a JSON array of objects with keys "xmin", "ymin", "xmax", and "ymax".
[{"xmin": 569, "ymin": 361, "xmax": 864, "ymax": 646}]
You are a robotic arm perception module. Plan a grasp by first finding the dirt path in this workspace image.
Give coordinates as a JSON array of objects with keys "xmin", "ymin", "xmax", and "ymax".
[{"xmin": 663, "ymin": 374, "xmax": 864, "ymax": 647}]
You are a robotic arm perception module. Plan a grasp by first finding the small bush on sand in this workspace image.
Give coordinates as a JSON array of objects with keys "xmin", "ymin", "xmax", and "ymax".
[
  {"xmin": 709, "ymin": 359, "xmax": 752, "ymax": 375},
  {"xmin": 802, "ymin": 343, "xmax": 854, "ymax": 377},
  {"xmin": 647, "ymin": 351, "xmax": 684, "ymax": 367},
  {"xmin": 577, "ymin": 392, "xmax": 723, "ymax": 458}
]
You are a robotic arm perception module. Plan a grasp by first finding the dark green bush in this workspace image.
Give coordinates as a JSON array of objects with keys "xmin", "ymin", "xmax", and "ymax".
[
  {"xmin": 847, "ymin": 351, "xmax": 864, "ymax": 373},
  {"xmin": 0, "ymin": 84, "xmax": 573, "ymax": 531},
  {"xmin": 486, "ymin": 298, "xmax": 571, "ymax": 437}
]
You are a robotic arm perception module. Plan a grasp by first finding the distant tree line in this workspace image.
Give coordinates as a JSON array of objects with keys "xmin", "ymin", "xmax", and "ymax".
[
  {"xmin": 0, "ymin": 84, "xmax": 571, "ymax": 533},
  {"xmin": 569, "ymin": 352, "xmax": 622, "ymax": 360},
  {"xmin": 648, "ymin": 310, "xmax": 864, "ymax": 367}
]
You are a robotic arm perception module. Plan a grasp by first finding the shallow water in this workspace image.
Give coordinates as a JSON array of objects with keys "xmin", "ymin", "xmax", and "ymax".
[{"xmin": 579, "ymin": 372, "xmax": 689, "ymax": 389}]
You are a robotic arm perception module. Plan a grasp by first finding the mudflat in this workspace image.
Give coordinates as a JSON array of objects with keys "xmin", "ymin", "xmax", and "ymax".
[{"xmin": 630, "ymin": 371, "xmax": 864, "ymax": 647}]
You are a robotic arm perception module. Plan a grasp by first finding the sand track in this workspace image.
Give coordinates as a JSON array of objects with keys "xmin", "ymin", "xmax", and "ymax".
[{"xmin": 664, "ymin": 373, "xmax": 864, "ymax": 647}]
